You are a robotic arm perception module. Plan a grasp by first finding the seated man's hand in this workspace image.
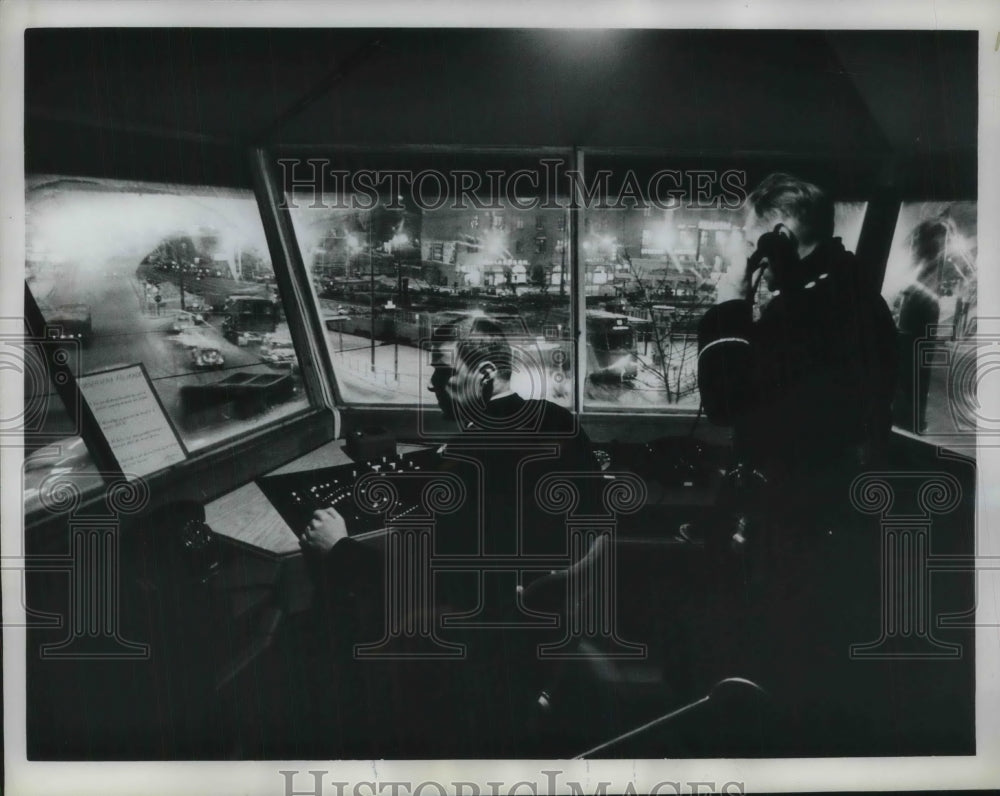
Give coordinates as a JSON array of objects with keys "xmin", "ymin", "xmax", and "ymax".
[{"xmin": 301, "ymin": 507, "xmax": 348, "ymax": 553}]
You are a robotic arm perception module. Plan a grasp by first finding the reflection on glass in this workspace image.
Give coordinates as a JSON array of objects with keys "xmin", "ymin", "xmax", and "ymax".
[
  {"xmin": 580, "ymin": 206, "xmax": 742, "ymax": 409},
  {"xmin": 24, "ymin": 176, "xmax": 309, "ymax": 484},
  {"xmin": 835, "ymin": 202, "xmax": 866, "ymax": 251},
  {"xmin": 582, "ymin": 201, "xmax": 870, "ymax": 409},
  {"xmin": 882, "ymin": 201, "xmax": 977, "ymax": 437},
  {"xmin": 21, "ymin": 346, "xmax": 99, "ymax": 515},
  {"xmin": 288, "ymin": 197, "xmax": 573, "ymax": 409}
]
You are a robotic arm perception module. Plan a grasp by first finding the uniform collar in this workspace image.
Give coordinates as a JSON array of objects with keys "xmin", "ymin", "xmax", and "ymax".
[{"xmin": 790, "ymin": 237, "xmax": 847, "ymax": 289}]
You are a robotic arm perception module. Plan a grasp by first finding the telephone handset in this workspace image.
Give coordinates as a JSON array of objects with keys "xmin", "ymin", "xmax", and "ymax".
[
  {"xmin": 747, "ymin": 223, "xmax": 802, "ymax": 295},
  {"xmin": 748, "ymin": 223, "xmax": 831, "ymax": 297}
]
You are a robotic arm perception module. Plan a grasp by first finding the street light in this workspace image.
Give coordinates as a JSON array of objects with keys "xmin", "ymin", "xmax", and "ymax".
[{"xmin": 385, "ymin": 299, "xmax": 398, "ymax": 381}]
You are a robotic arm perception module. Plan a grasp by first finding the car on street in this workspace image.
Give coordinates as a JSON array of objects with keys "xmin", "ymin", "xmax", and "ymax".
[
  {"xmin": 190, "ymin": 346, "xmax": 225, "ymax": 369},
  {"xmin": 183, "ymin": 292, "xmax": 208, "ymax": 312},
  {"xmin": 170, "ymin": 310, "xmax": 205, "ymax": 333},
  {"xmin": 44, "ymin": 303, "xmax": 93, "ymax": 346},
  {"xmin": 260, "ymin": 340, "xmax": 297, "ymax": 367}
]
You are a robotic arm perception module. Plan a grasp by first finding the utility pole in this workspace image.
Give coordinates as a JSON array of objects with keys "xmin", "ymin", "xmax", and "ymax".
[
  {"xmin": 179, "ymin": 260, "xmax": 186, "ymax": 311},
  {"xmin": 370, "ymin": 249, "xmax": 376, "ymax": 373},
  {"xmin": 177, "ymin": 241, "xmax": 186, "ymax": 312}
]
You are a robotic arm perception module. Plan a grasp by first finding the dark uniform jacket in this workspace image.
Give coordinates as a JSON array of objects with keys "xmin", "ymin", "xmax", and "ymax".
[
  {"xmin": 697, "ymin": 237, "xmax": 897, "ymax": 497},
  {"xmin": 695, "ymin": 238, "xmax": 902, "ymax": 748}
]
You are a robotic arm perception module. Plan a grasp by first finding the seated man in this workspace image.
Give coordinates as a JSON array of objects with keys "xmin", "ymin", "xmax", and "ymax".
[
  {"xmin": 304, "ymin": 317, "xmax": 598, "ymax": 602},
  {"xmin": 296, "ymin": 318, "xmax": 600, "ymax": 756},
  {"xmin": 426, "ymin": 316, "xmax": 600, "ymax": 563}
]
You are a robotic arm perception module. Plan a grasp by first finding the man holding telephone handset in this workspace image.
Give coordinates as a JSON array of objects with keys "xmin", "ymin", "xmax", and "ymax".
[
  {"xmin": 699, "ymin": 172, "xmax": 897, "ymax": 507},
  {"xmin": 695, "ymin": 174, "xmax": 899, "ymax": 749}
]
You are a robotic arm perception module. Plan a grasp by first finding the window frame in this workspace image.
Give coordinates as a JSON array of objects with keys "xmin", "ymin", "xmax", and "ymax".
[
  {"xmin": 271, "ymin": 143, "xmax": 579, "ymax": 414},
  {"xmin": 263, "ymin": 143, "xmax": 979, "ymax": 462},
  {"xmin": 294, "ymin": 146, "xmax": 972, "ymax": 460},
  {"xmin": 878, "ymin": 196, "xmax": 980, "ymax": 454},
  {"xmin": 269, "ymin": 145, "xmax": 902, "ymax": 426},
  {"xmin": 25, "ymin": 137, "xmax": 975, "ymax": 535},
  {"xmin": 22, "ymin": 148, "xmax": 342, "ymax": 533}
]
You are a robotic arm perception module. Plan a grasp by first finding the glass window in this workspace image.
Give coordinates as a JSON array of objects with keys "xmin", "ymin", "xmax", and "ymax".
[
  {"xmin": 581, "ymin": 204, "xmax": 745, "ymax": 409},
  {"xmin": 882, "ymin": 201, "xmax": 977, "ymax": 444},
  {"xmin": 835, "ymin": 200, "xmax": 867, "ymax": 253},
  {"xmin": 279, "ymin": 154, "xmax": 871, "ymax": 417},
  {"xmin": 578, "ymin": 163, "xmax": 868, "ymax": 411},
  {"xmin": 24, "ymin": 176, "xmax": 310, "ymax": 467},
  {"xmin": 288, "ymin": 196, "xmax": 573, "ymax": 410},
  {"xmin": 278, "ymin": 151, "xmax": 574, "ymax": 411}
]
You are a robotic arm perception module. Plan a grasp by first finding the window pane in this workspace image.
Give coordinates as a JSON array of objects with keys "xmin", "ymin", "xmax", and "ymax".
[
  {"xmin": 25, "ymin": 176, "xmax": 309, "ymax": 463},
  {"xmin": 582, "ymin": 196, "xmax": 868, "ymax": 410},
  {"xmin": 581, "ymin": 204, "xmax": 740, "ymax": 409},
  {"xmin": 882, "ymin": 201, "xmax": 977, "ymax": 445},
  {"xmin": 835, "ymin": 200, "xmax": 867, "ymax": 252},
  {"xmin": 285, "ymin": 160, "xmax": 573, "ymax": 411}
]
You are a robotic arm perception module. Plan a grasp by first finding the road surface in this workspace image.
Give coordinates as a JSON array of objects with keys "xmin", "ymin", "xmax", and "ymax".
[{"xmin": 29, "ymin": 254, "xmax": 304, "ymax": 450}]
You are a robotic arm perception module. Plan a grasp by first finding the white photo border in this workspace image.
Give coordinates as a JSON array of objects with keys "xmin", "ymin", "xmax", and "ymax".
[{"xmin": 3, "ymin": 1, "xmax": 999, "ymax": 794}]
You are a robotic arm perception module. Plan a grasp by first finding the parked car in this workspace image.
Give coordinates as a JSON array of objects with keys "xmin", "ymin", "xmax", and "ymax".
[
  {"xmin": 190, "ymin": 346, "xmax": 225, "ymax": 369},
  {"xmin": 170, "ymin": 310, "xmax": 205, "ymax": 333},
  {"xmin": 44, "ymin": 303, "xmax": 93, "ymax": 346},
  {"xmin": 260, "ymin": 341, "xmax": 296, "ymax": 366},
  {"xmin": 183, "ymin": 292, "xmax": 208, "ymax": 312}
]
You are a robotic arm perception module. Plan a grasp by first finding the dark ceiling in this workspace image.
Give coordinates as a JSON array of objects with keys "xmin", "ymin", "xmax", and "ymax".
[
  {"xmin": 23, "ymin": 28, "xmax": 977, "ymax": 191},
  {"xmin": 25, "ymin": 28, "xmax": 976, "ymax": 150}
]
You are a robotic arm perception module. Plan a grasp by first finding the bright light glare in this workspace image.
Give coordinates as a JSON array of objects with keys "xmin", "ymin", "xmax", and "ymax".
[{"xmin": 27, "ymin": 183, "xmax": 268, "ymax": 282}]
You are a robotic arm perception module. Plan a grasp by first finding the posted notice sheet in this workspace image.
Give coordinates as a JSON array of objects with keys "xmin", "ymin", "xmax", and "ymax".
[{"xmin": 77, "ymin": 364, "xmax": 187, "ymax": 478}]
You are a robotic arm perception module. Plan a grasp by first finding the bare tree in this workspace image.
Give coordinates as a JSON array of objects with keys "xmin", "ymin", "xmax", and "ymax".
[{"xmin": 617, "ymin": 249, "xmax": 716, "ymax": 404}]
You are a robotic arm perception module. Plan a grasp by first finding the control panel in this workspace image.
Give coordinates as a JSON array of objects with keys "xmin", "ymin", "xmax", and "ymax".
[{"xmin": 256, "ymin": 447, "xmax": 453, "ymax": 537}]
